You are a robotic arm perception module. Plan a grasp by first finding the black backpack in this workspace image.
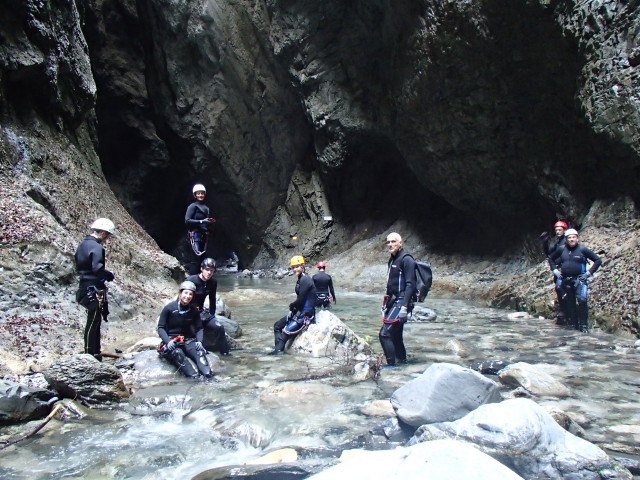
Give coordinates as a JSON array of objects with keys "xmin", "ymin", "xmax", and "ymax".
[{"xmin": 397, "ymin": 253, "xmax": 433, "ymax": 303}]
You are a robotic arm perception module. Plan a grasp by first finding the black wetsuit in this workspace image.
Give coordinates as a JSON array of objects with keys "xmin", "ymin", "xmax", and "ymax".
[
  {"xmin": 550, "ymin": 244, "xmax": 602, "ymax": 331},
  {"xmin": 185, "ymin": 273, "xmax": 229, "ymax": 354},
  {"xmin": 379, "ymin": 249, "xmax": 416, "ymax": 365},
  {"xmin": 157, "ymin": 299, "xmax": 211, "ymax": 378},
  {"xmin": 543, "ymin": 234, "xmax": 567, "ymax": 321},
  {"xmin": 184, "ymin": 201, "xmax": 213, "ymax": 274},
  {"xmin": 273, "ymin": 273, "xmax": 316, "ymax": 352},
  {"xmin": 312, "ymin": 271, "xmax": 336, "ymax": 308},
  {"xmin": 74, "ymin": 235, "xmax": 113, "ymax": 358}
]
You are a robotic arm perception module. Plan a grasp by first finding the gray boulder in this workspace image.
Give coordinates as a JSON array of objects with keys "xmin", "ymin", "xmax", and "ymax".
[
  {"xmin": 391, "ymin": 362, "xmax": 501, "ymax": 427},
  {"xmin": 308, "ymin": 439, "xmax": 524, "ymax": 480},
  {"xmin": 412, "ymin": 398, "xmax": 632, "ymax": 480},
  {"xmin": 498, "ymin": 362, "xmax": 572, "ymax": 397},
  {"xmin": 0, "ymin": 380, "xmax": 58, "ymax": 424},
  {"xmin": 213, "ymin": 315, "xmax": 242, "ymax": 338},
  {"xmin": 43, "ymin": 354, "xmax": 129, "ymax": 405}
]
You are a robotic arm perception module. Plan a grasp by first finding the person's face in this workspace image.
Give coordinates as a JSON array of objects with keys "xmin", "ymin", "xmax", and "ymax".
[
  {"xmin": 554, "ymin": 227, "xmax": 565, "ymax": 237},
  {"xmin": 98, "ymin": 231, "xmax": 112, "ymax": 245},
  {"xmin": 194, "ymin": 191, "xmax": 206, "ymax": 201},
  {"xmin": 179, "ymin": 289, "xmax": 194, "ymax": 305},
  {"xmin": 200, "ymin": 267, "xmax": 214, "ymax": 281},
  {"xmin": 291, "ymin": 264, "xmax": 304, "ymax": 275},
  {"xmin": 566, "ymin": 234, "xmax": 579, "ymax": 247},
  {"xmin": 386, "ymin": 236, "xmax": 402, "ymax": 256}
]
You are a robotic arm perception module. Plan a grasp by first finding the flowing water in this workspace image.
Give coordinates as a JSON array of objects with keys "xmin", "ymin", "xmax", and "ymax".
[{"xmin": 2, "ymin": 274, "xmax": 639, "ymax": 479}]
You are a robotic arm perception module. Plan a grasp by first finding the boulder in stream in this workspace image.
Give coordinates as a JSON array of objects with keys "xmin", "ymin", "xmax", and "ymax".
[
  {"xmin": 411, "ymin": 398, "xmax": 633, "ymax": 479},
  {"xmin": 0, "ymin": 379, "xmax": 58, "ymax": 423},
  {"xmin": 390, "ymin": 362, "xmax": 501, "ymax": 427},
  {"xmin": 498, "ymin": 362, "xmax": 572, "ymax": 397}
]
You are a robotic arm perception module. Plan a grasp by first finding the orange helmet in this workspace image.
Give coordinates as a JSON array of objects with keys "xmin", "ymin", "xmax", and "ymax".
[{"xmin": 289, "ymin": 255, "xmax": 305, "ymax": 267}]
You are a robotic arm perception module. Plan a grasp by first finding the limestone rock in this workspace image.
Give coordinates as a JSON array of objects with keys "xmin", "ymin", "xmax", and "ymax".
[
  {"xmin": 245, "ymin": 448, "xmax": 297, "ymax": 465},
  {"xmin": 498, "ymin": 362, "xmax": 572, "ymax": 397},
  {"xmin": 391, "ymin": 362, "xmax": 501, "ymax": 427},
  {"xmin": 43, "ymin": 354, "xmax": 129, "ymax": 405}
]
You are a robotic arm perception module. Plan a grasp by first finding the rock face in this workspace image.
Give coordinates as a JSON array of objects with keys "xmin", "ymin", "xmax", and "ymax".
[
  {"xmin": 412, "ymin": 398, "xmax": 633, "ymax": 480},
  {"xmin": 390, "ymin": 362, "xmax": 501, "ymax": 427}
]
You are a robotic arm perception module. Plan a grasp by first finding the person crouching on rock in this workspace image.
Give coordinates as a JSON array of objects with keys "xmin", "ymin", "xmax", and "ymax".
[
  {"xmin": 185, "ymin": 257, "xmax": 230, "ymax": 356},
  {"xmin": 271, "ymin": 255, "xmax": 316, "ymax": 354},
  {"xmin": 157, "ymin": 281, "xmax": 213, "ymax": 379},
  {"xmin": 74, "ymin": 218, "xmax": 116, "ymax": 361}
]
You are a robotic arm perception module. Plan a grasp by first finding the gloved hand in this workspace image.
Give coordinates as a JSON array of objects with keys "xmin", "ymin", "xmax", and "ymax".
[
  {"xmin": 104, "ymin": 270, "xmax": 115, "ymax": 282},
  {"xmin": 398, "ymin": 308, "xmax": 408, "ymax": 320},
  {"xmin": 165, "ymin": 340, "xmax": 177, "ymax": 352},
  {"xmin": 200, "ymin": 219, "xmax": 212, "ymax": 225},
  {"xmin": 552, "ymin": 269, "xmax": 562, "ymax": 279},
  {"xmin": 207, "ymin": 218, "xmax": 216, "ymax": 223},
  {"xmin": 578, "ymin": 272, "xmax": 591, "ymax": 282},
  {"xmin": 194, "ymin": 341, "xmax": 206, "ymax": 353}
]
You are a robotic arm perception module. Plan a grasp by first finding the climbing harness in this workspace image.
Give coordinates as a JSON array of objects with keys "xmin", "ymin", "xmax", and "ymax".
[
  {"xmin": 283, "ymin": 311, "xmax": 313, "ymax": 335},
  {"xmin": 189, "ymin": 230, "xmax": 209, "ymax": 256}
]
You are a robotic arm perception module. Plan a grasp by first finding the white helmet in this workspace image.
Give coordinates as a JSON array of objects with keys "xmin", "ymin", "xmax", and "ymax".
[
  {"xmin": 192, "ymin": 184, "xmax": 206, "ymax": 195},
  {"xmin": 91, "ymin": 218, "xmax": 115, "ymax": 235},
  {"xmin": 565, "ymin": 228, "xmax": 579, "ymax": 237},
  {"xmin": 179, "ymin": 280, "xmax": 197, "ymax": 292}
]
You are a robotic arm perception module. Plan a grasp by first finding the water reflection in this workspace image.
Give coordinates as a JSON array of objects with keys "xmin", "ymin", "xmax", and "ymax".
[{"xmin": 1, "ymin": 274, "xmax": 638, "ymax": 479}]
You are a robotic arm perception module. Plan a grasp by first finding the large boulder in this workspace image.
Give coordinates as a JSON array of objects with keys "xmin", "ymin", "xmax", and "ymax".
[
  {"xmin": 308, "ymin": 439, "xmax": 524, "ymax": 480},
  {"xmin": 0, "ymin": 380, "xmax": 58, "ymax": 424},
  {"xmin": 412, "ymin": 398, "xmax": 633, "ymax": 480},
  {"xmin": 43, "ymin": 354, "xmax": 129, "ymax": 405},
  {"xmin": 390, "ymin": 362, "xmax": 501, "ymax": 427},
  {"xmin": 289, "ymin": 310, "xmax": 371, "ymax": 360}
]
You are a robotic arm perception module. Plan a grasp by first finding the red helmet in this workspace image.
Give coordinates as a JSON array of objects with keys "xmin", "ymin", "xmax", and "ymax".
[
  {"xmin": 317, "ymin": 261, "xmax": 327, "ymax": 268},
  {"xmin": 554, "ymin": 221, "xmax": 568, "ymax": 229}
]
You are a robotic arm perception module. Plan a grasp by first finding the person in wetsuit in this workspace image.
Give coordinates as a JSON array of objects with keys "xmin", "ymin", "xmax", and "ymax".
[
  {"xmin": 379, "ymin": 232, "xmax": 416, "ymax": 367},
  {"xmin": 540, "ymin": 220, "xmax": 568, "ymax": 324},
  {"xmin": 74, "ymin": 218, "xmax": 116, "ymax": 361},
  {"xmin": 549, "ymin": 229, "xmax": 602, "ymax": 333},
  {"xmin": 272, "ymin": 255, "xmax": 316, "ymax": 354},
  {"xmin": 312, "ymin": 261, "xmax": 336, "ymax": 308},
  {"xmin": 185, "ymin": 184, "xmax": 215, "ymax": 274},
  {"xmin": 185, "ymin": 257, "xmax": 230, "ymax": 355},
  {"xmin": 157, "ymin": 281, "xmax": 213, "ymax": 379}
]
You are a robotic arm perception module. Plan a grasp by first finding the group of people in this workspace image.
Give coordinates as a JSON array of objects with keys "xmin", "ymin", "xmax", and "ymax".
[
  {"xmin": 73, "ymin": 182, "xmax": 603, "ymax": 374},
  {"xmin": 541, "ymin": 221, "xmax": 601, "ymax": 333}
]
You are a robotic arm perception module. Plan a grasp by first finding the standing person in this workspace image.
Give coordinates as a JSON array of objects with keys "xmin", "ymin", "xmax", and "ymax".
[
  {"xmin": 379, "ymin": 232, "xmax": 416, "ymax": 367},
  {"xmin": 74, "ymin": 218, "xmax": 116, "ymax": 361},
  {"xmin": 185, "ymin": 184, "xmax": 215, "ymax": 274},
  {"xmin": 157, "ymin": 281, "xmax": 213, "ymax": 379},
  {"xmin": 312, "ymin": 261, "xmax": 336, "ymax": 309},
  {"xmin": 540, "ymin": 220, "xmax": 568, "ymax": 323},
  {"xmin": 271, "ymin": 255, "xmax": 316, "ymax": 354},
  {"xmin": 185, "ymin": 257, "xmax": 230, "ymax": 356},
  {"xmin": 549, "ymin": 229, "xmax": 602, "ymax": 333}
]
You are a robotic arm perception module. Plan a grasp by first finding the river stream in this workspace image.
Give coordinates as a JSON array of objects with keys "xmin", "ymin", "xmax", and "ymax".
[{"xmin": 2, "ymin": 274, "xmax": 639, "ymax": 479}]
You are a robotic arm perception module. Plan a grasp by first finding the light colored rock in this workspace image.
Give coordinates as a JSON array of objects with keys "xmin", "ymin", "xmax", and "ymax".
[
  {"xmin": 445, "ymin": 339, "xmax": 468, "ymax": 357},
  {"xmin": 361, "ymin": 399, "xmax": 395, "ymax": 417},
  {"xmin": 125, "ymin": 337, "xmax": 159, "ymax": 353},
  {"xmin": 309, "ymin": 439, "xmax": 524, "ymax": 479},
  {"xmin": 245, "ymin": 448, "xmax": 297, "ymax": 465},
  {"xmin": 412, "ymin": 398, "xmax": 631, "ymax": 480},
  {"xmin": 499, "ymin": 362, "xmax": 572, "ymax": 397},
  {"xmin": 391, "ymin": 362, "xmax": 501, "ymax": 427},
  {"xmin": 507, "ymin": 312, "xmax": 531, "ymax": 319}
]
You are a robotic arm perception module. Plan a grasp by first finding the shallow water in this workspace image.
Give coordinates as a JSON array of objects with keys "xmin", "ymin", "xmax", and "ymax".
[{"xmin": 1, "ymin": 274, "xmax": 639, "ymax": 479}]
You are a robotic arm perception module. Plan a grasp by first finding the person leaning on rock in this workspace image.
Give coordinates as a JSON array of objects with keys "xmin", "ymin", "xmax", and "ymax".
[
  {"xmin": 312, "ymin": 261, "xmax": 336, "ymax": 308},
  {"xmin": 185, "ymin": 257, "xmax": 230, "ymax": 356},
  {"xmin": 379, "ymin": 232, "xmax": 416, "ymax": 367},
  {"xmin": 549, "ymin": 229, "xmax": 602, "ymax": 333},
  {"xmin": 185, "ymin": 183, "xmax": 215, "ymax": 275},
  {"xmin": 74, "ymin": 218, "xmax": 116, "ymax": 361},
  {"xmin": 271, "ymin": 255, "xmax": 316, "ymax": 354},
  {"xmin": 540, "ymin": 220, "xmax": 568, "ymax": 324},
  {"xmin": 157, "ymin": 281, "xmax": 213, "ymax": 379}
]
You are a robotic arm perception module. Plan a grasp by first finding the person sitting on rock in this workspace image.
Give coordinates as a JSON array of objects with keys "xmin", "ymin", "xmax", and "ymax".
[
  {"xmin": 185, "ymin": 257, "xmax": 230, "ymax": 356},
  {"xmin": 312, "ymin": 261, "xmax": 336, "ymax": 309},
  {"xmin": 185, "ymin": 183, "xmax": 215, "ymax": 274},
  {"xmin": 271, "ymin": 255, "xmax": 316, "ymax": 354},
  {"xmin": 540, "ymin": 220, "xmax": 568, "ymax": 324},
  {"xmin": 157, "ymin": 281, "xmax": 213, "ymax": 379},
  {"xmin": 549, "ymin": 228, "xmax": 602, "ymax": 333}
]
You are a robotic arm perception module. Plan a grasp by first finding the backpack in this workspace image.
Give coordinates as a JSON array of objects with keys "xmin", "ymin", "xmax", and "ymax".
[
  {"xmin": 414, "ymin": 260, "xmax": 433, "ymax": 302},
  {"xmin": 396, "ymin": 253, "xmax": 433, "ymax": 303}
]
